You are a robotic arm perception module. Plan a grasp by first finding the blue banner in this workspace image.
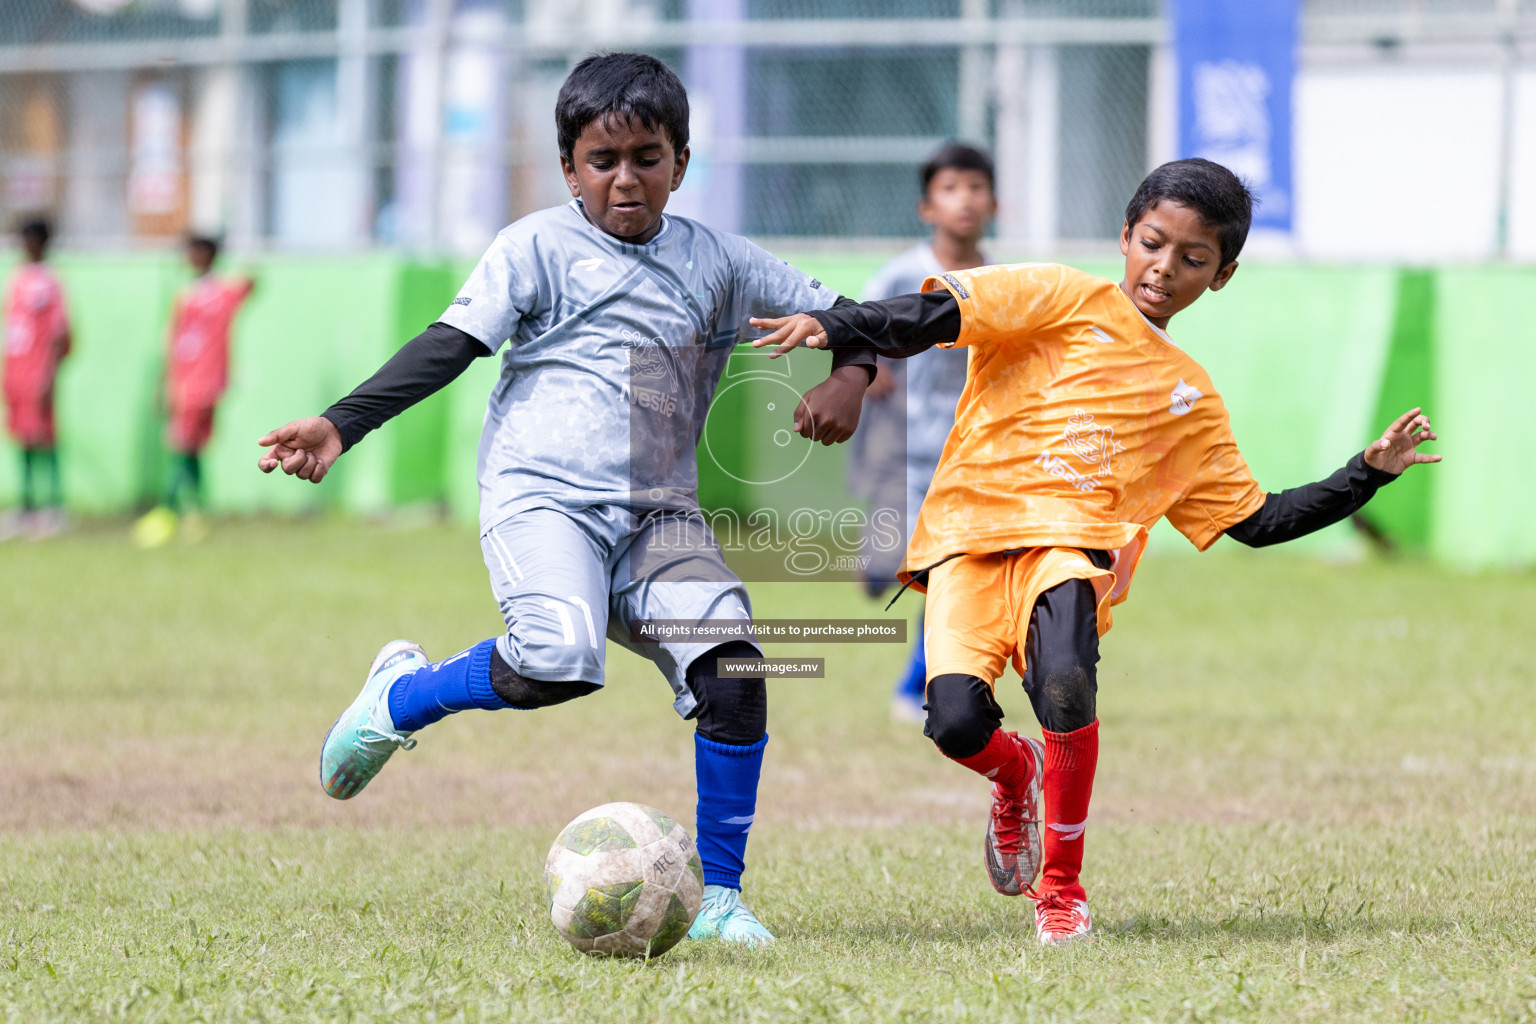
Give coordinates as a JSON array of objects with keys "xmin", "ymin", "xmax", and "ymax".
[{"xmin": 1173, "ymin": 0, "xmax": 1298, "ymax": 233}]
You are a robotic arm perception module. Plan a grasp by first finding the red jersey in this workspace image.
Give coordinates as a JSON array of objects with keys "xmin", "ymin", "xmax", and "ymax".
[
  {"xmin": 167, "ymin": 275, "xmax": 252, "ymax": 409},
  {"xmin": 3, "ymin": 262, "xmax": 70, "ymax": 399}
]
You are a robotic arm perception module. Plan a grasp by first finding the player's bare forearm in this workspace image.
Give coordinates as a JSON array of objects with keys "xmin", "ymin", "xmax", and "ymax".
[
  {"xmin": 794, "ymin": 364, "xmax": 870, "ymax": 445},
  {"xmin": 257, "ymin": 415, "xmax": 343, "ymax": 484}
]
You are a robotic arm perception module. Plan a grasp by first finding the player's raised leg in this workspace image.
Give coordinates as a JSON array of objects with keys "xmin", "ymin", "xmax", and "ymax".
[
  {"xmin": 921, "ymin": 554, "xmax": 1045, "ymax": 897},
  {"xmin": 319, "ymin": 509, "xmax": 609, "ymax": 800},
  {"xmin": 926, "ymin": 674, "xmax": 1045, "ymax": 897}
]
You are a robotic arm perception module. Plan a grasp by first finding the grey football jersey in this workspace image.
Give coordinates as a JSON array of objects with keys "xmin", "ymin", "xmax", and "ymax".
[
  {"xmin": 440, "ymin": 201, "xmax": 840, "ymax": 532},
  {"xmin": 862, "ymin": 245, "xmax": 975, "ymax": 466}
]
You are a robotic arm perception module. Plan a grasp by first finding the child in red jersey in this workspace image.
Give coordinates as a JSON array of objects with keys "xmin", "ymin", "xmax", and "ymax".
[
  {"xmin": 3, "ymin": 218, "xmax": 72, "ymax": 539},
  {"xmin": 134, "ymin": 235, "xmax": 254, "ymax": 547}
]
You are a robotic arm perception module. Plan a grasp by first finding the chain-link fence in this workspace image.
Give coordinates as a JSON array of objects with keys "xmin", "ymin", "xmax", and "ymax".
[{"xmin": 1, "ymin": 0, "xmax": 1532, "ymax": 253}]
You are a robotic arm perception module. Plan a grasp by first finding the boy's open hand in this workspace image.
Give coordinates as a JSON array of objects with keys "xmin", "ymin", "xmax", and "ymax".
[
  {"xmin": 257, "ymin": 416, "xmax": 343, "ymax": 483},
  {"xmin": 750, "ymin": 313, "xmax": 828, "ymax": 358},
  {"xmin": 793, "ymin": 365, "xmax": 869, "ymax": 445},
  {"xmin": 1364, "ymin": 407, "xmax": 1440, "ymax": 475}
]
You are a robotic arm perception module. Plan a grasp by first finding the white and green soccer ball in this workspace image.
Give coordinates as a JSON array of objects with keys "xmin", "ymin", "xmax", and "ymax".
[{"xmin": 544, "ymin": 802, "xmax": 704, "ymax": 958}]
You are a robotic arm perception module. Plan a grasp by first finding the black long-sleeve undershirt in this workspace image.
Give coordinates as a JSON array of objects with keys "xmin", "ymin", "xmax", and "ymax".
[
  {"xmin": 321, "ymin": 305, "xmax": 878, "ymax": 454},
  {"xmin": 809, "ymin": 289, "xmax": 1402, "ymax": 548},
  {"xmin": 1225, "ymin": 453, "xmax": 1398, "ymax": 547},
  {"xmin": 322, "ymin": 322, "xmax": 484, "ymax": 453},
  {"xmin": 809, "ymin": 290, "xmax": 960, "ymax": 357}
]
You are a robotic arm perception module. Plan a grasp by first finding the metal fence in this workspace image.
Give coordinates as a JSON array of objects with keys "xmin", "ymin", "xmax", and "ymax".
[{"xmin": 0, "ymin": 0, "xmax": 1532, "ymax": 252}]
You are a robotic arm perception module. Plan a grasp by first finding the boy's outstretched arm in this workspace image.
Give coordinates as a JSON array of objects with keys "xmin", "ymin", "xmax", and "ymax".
[
  {"xmin": 751, "ymin": 291, "xmax": 960, "ymax": 359},
  {"xmin": 1226, "ymin": 408, "xmax": 1440, "ymax": 547},
  {"xmin": 257, "ymin": 321, "xmax": 484, "ymax": 484}
]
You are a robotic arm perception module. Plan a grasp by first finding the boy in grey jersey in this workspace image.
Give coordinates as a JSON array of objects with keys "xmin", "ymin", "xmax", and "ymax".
[
  {"xmin": 844, "ymin": 145, "xmax": 997, "ymax": 722},
  {"xmin": 258, "ymin": 53, "xmax": 874, "ymax": 946}
]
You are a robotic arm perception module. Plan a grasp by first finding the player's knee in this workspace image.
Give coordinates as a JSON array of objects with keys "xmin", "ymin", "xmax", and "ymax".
[
  {"xmin": 1027, "ymin": 633, "xmax": 1096, "ymax": 732},
  {"xmin": 1034, "ymin": 662, "xmax": 1096, "ymax": 733},
  {"xmin": 489, "ymin": 649, "xmax": 599, "ymax": 709},
  {"xmin": 688, "ymin": 642, "xmax": 767, "ymax": 746},
  {"xmin": 923, "ymin": 673, "xmax": 1003, "ymax": 759}
]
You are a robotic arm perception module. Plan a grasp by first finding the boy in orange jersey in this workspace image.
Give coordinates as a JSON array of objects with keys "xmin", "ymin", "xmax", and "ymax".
[
  {"xmin": 751, "ymin": 158, "xmax": 1440, "ymax": 946},
  {"xmin": 3, "ymin": 218, "xmax": 71, "ymax": 538}
]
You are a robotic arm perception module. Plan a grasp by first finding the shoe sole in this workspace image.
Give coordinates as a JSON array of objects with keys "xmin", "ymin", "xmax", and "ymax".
[
  {"xmin": 984, "ymin": 735, "xmax": 1045, "ymax": 896},
  {"xmin": 318, "ymin": 640, "xmax": 423, "ymax": 800}
]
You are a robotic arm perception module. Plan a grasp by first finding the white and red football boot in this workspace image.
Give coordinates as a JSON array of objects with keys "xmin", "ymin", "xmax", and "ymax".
[
  {"xmin": 1033, "ymin": 888, "xmax": 1092, "ymax": 946},
  {"xmin": 981, "ymin": 733, "xmax": 1044, "ymax": 896}
]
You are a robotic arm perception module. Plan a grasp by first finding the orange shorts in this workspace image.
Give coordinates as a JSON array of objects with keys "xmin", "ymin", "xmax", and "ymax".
[{"xmin": 923, "ymin": 547, "xmax": 1117, "ymax": 687}]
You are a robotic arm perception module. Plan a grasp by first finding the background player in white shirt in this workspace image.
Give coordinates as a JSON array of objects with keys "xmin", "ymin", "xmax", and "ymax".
[
  {"xmin": 257, "ymin": 53, "xmax": 875, "ymax": 946},
  {"xmin": 844, "ymin": 145, "xmax": 997, "ymax": 722}
]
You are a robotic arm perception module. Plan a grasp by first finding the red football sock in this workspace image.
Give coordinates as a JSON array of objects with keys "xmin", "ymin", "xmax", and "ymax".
[
  {"xmin": 1040, "ymin": 720, "xmax": 1099, "ymax": 901},
  {"xmin": 947, "ymin": 728, "xmax": 1033, "ymax": 793}
]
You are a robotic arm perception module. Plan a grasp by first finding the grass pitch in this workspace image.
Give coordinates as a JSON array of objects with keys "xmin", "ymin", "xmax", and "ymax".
[{"xmin": 3, "ymin": 520, "xmax": 1534, "ymax": 1022}]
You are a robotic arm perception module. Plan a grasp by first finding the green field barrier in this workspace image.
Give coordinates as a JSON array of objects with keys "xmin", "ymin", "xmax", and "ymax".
[
  {"xmin": 1428, "ymin": 267, "xmax": 1536, "ymax": 569},
  {"xmin": 0, "ymin": 253, "xmax": 1504, "ymax": 569}
]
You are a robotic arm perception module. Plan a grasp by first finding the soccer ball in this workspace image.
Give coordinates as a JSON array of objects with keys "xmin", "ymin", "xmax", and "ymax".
[{"xmin": 544, "ymin": 802, "xmax": 704, "ymax": 958}]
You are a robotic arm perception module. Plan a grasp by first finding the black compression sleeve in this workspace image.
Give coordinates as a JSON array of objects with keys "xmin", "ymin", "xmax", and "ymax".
[
  {"xmin": 825, "ymin": 298, "xmax": 878, "ymax": 382},
  {"xmin": 321, "ymin": 322, "xmax": 486, "ymax": 453},
  {"xmin": 1225, "ymin": 452, "xmax": 1400, "ymax": 548},
  {"xmin": 807, "ymin": 290, "xmax": 960, "ymax": 359}
]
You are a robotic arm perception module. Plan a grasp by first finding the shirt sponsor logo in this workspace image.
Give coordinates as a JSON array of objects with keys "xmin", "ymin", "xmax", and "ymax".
[
  {"xmin": 1033, "ymin": 410, "xmax": 1125, "ymax": 492},
  {"xmin": 631, "ymin": 386, "xmax": 678, "ymax": 415},
  {"xmin": 623, "ymin": 330, "xmax": 678, "ymax": 416},
  {"xmin": 941, "ymin": 273, "xmax": 970, "ymax": 299},
  {"xmin": 1169, "ymin": 378, "xmax": 1204, "ymax": 416}
]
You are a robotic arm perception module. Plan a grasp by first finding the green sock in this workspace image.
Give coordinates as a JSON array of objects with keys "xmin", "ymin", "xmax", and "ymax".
[
  {"xmin": 182, "ymin": 453, "xmax": 202, "ymax": 511},
  {"xmin": 20, "ymin": 449, "xmax": 36, "ymax": 511},
  {"xmin": 39, "ymin": 449, "xmax": 61, "ymax": 509}
]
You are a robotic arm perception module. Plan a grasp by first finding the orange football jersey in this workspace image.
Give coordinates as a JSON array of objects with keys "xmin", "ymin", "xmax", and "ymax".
[{"xmin": 902, "ymin": 263, "xmax": 1265, "ymax": 602}]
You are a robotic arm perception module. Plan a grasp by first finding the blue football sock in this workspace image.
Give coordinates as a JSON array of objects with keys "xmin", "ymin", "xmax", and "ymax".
[
  {"xmin": 893, "ymin": 621, "xmax": 928, "ymax": 701},
  {"xmin": 387, "ymin": 638, "xmax": 510, "ymax": 732},
  {"xmin": 694, "ymin": 733, "xmax": 767, "ymax": 890}
]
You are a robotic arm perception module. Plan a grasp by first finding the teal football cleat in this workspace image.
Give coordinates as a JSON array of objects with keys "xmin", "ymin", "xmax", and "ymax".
[
  {"xmin": 319, "ymin": 640, "xmax": 428, "ymax": 800},
  {"xmin": 687, "ymin": 885, "xmax": 776, "ymax": 946}
]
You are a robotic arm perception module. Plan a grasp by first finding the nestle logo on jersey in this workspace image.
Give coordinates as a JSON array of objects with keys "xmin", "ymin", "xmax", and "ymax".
[
  {"xmin": 630, "ymin": 386, "xmax": 678, "ymax": 416},
  {"xmin": 451, "ymin": 296, "xmax": 471, "ymax": 306}
]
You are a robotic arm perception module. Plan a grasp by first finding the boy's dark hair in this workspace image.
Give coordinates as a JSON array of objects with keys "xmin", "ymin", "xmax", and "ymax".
[
  {"xmin": 921, "ymin": 143, "xmax": 995, "ymax": 194},
  {"xmin": 188, "ymin": 234, "xmax": 220, "ymax": 260},
  {"xmin": 555, "ymin": 53, "xmax": 689, "ymax": 161},
  {"xmin": 1124, "ymin": 158, "xmax": 1254, "ymax": 267},
  {"xmin": 19, "ymin": 217, "xmax": 51, "ymax": 245}
]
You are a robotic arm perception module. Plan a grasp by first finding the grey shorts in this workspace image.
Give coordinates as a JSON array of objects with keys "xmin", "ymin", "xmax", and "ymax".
[{"xmin": 480, "ymin": 505, "xmax": 759, "ymax": 718}]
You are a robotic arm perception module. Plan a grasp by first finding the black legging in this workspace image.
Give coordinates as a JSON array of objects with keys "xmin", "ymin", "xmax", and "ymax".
[{"xmin": 924, "ymin": 573, "xmax": 1101, "ymax": 758}]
